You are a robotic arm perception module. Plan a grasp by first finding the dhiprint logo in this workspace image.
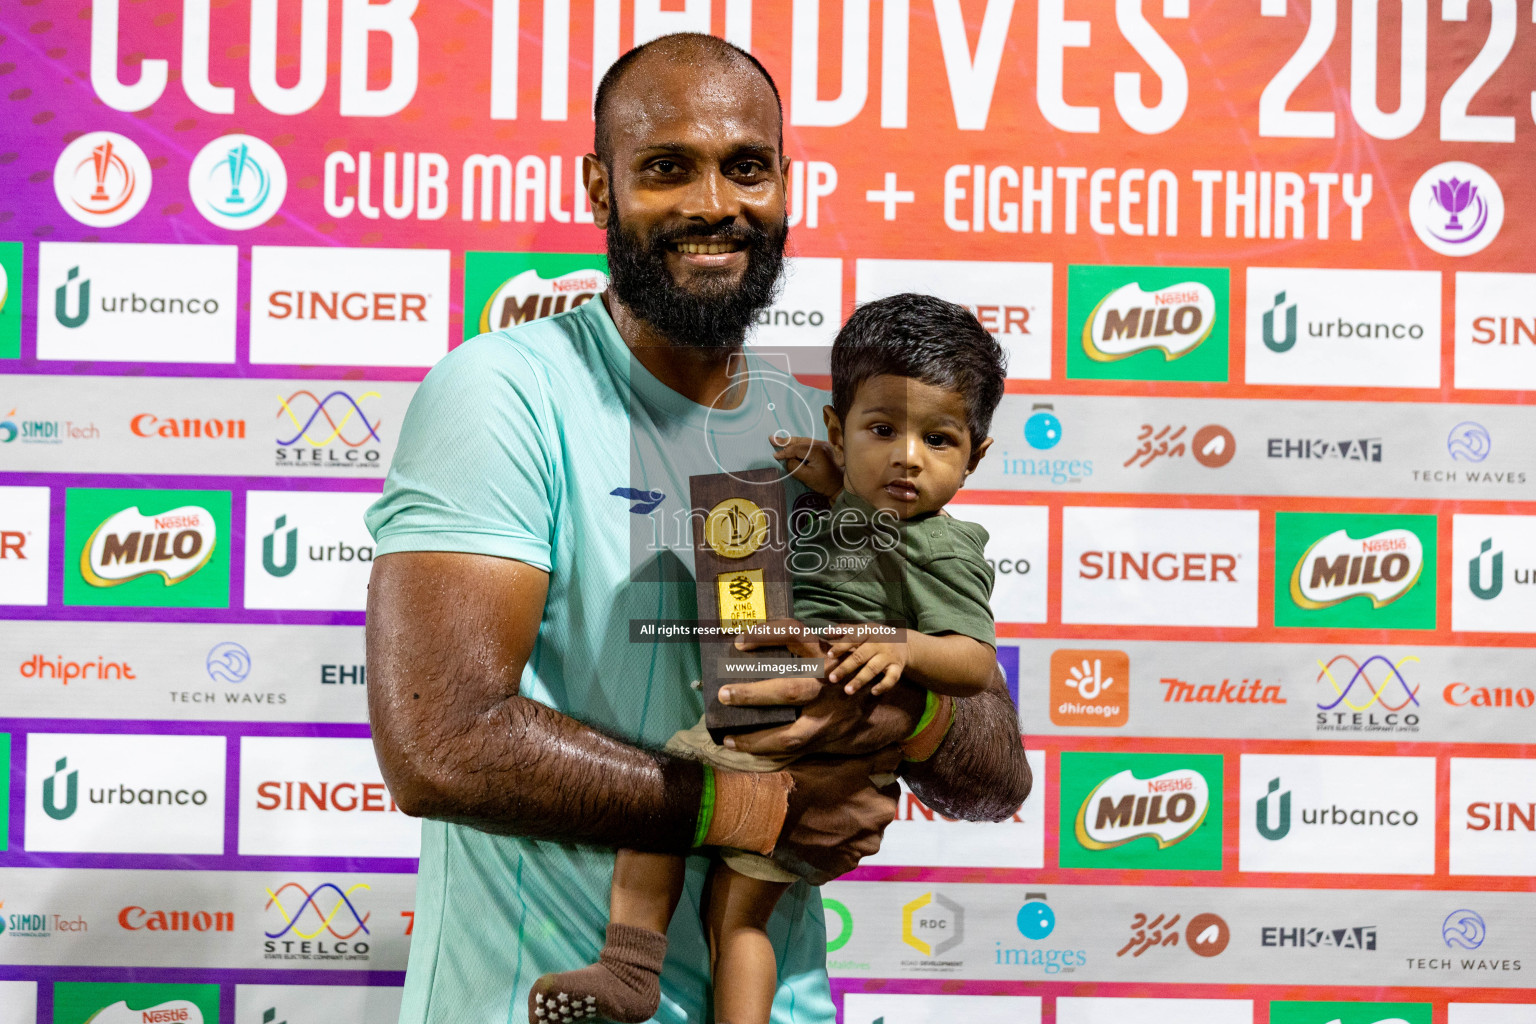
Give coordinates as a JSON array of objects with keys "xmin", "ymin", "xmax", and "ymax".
[
  {"xmin": 1453, "ymin": 515, "xmax": 1536, "ymax": 633},
  {"xmin": 0, "ymin": 485, "xmax": 50, "ymax": 606},
  {"xmin": 52, "ymin": 131, "xmax": 152, "ymax": 228},
  {"xmin": 54, "ymin": 982, "xmax": 219, "ymax": 1024},
  {"xmin": 1442, "ymin": 910, "xmax": 1486, "ymax": 950},
  {"xmin": 900, "ymin": 891, "xmax": 963, "ymax": 959},
  {"xmin": 1050, "ymin": 649, "xmax": 1129, "ymax": 727},
  {"xmin": 263, "ymin": 881, "xmax": 372, "ymax": 960},
  {"xmin": 1238, "ymin": 754, "xmax": 1436, "ymax": 875},
  {"xmin": 206, "ymin": 642, "xmax": 251, "ymax": 684},
  {"xmin": 244, "ymin": 492, "xmax": 378, "ymax": 612},
  {"xmin": 1315, "ymin": 654, "xmax": 1421, "ymax": 734},
  {"xmin": 1447, "ymin": 422, "xmax": 1491, "ymax": 463},
  {"xmin": 1059, "ymin": 752, "xmax": 1223, "ymax": 870},
  {"xmin": 188, "ymin": 134, "xmax": 287, "ymax": 230},
  {"xmin": 1244, "ymin": 268, "xmax": 1441, "ymax": 388},
  {"xmin": 464, "ymin": 252, "xmax": 610, "ymax": 339},
  {"xmin": 1410, "ymin": 161, "xmax": 1504, "ymax": 257},
  {"xmin": 1450, "ymin": 757, "xmax": 1536, "ymax": 877},
  {"xmin": 1066, "ymin": 265, "xmax": 1229, "ymax": 382},
  {"xmin": 275, "ymin": 390, "xmax": 384, "ymax": 473},
  {"xmin": 1454, "ymin": 271, "xmax": 1536, "ymax": 391},
  {"xmin": 1275, "ymin": 513, "xmax": 1437, "ymax": 629}
]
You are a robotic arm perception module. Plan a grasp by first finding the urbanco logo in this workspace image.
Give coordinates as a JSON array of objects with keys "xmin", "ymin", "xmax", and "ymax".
[
  {"xmin": 947, "ymin": 503, "xmax": 1047, "ymax": 624},
  {"xmin": 856, "ymin": 258, "xmax": 1053, "ymax": 380},
  {"xmin": 64, "ymin": 489, "xmax": 231, "ymax": 609},
  {"xmin": 249, "ymin": 246, "xmax": 450, "ymax": 367},
  {"xmin": 1409, "ymin": 161, "xmax": 1504, "ymax": 257},
  {"xmin": 244, "ymin": 491, "xmax": 378, "ymax": 612},
  {"xmin": 53, "ymin": 982, "xmax": 219, "ymax": 1024},
  {"xmin": 1454, "ymin": 271, "xmax": 1536, "ymax": 391},
  {"xmin": 1274, "ymin": 513, "xmax": 1437, "ymax": 630},
  {"xmin": 188, "ymin": 134, "xmax": 287, "ymax": 230},
  {"xmin": 1449, "ymin": 757, "xmax": 1536, "ymax": 876},
  {"xmin": 1270, "ymin": 1000, "xmax": 1431, "ymax": 1024},
  {"xmin": 263, "ymin": 880, "xmax": 373, "ymax": 961},
  {"xmin": 1062, "ymin": 506, "xmax": 1259, "ymax": 627},
  {"xmin": 0, "ymin": 485, "xmax": 49, "ymax": 606},
  {"xmin": 1059, "ymin": 752, "xmax": 1223, "ymax": 870},
  {"xmin": 1453, "ymin": 514, "xmax": 1536, "ymax": 633},
  {"xmin": 1245, "ymin": 268, "xmax": 1441, "ymax": 389},
  {"xmin": 464, "ymin": 252, "xmax": 609, "ymax": 339},
  {"xmin": 748, "ymin": 256, "xmax": 841, "ymax": 348},
  {"xmin": 52, "ymin": 132, "xmax": 152, "ymax": 228},
  {"xmin": 1050, "ymin": 649, "xmax": 1129, "ymax": 727},
  {"xmin": 25, "ymin": 733, "xmax": 226, "ymax": 855},
  {"xmin": 1066, "ymin": 265, "xmax": 1229, "ymax": 382},
  {"xmin": 1239, "ymin": 754, "xmax": 1436, "ymax": 874},
  {"xmin": 36, "ymin": 242, "xmax": 238, "ymax": 363}
]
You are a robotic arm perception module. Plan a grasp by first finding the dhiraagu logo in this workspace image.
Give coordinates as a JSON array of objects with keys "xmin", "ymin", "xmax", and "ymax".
[
  {"xmin": 0, "ymin": 241, "xmax": 21, "ymax": 359},
  {"xmin": 1270, "ymin": 1001, "xmax": 1431, "ymax": 1024},
  {"xmin": 64, "ymin": 488, "xmax": 231, "ymax": 609},
  {"xmin": 463, "ymin": 252, "xmax": 608, "ymax": 338},
  {"xmin": 54, "ymin": 981, "xmax": 220, "ymax": 1024},
  {"xmin": 1066, "ymin": 265, "xmax": 1230, "ymax": 381},
  {"xmin": 1275, "ymin": 513, "xmax": 1438, "ymax": 630},
  {"xmin": 1059, "ymin": 752, "xmax": 1223, "ymax": 870}
]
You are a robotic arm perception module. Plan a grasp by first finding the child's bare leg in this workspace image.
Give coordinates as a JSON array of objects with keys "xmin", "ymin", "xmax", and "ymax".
[
  {"xmin": 704, "ymin": 863, "xmax": 792, "ymax": 1024},
  {"xmin": 530, "ymin": 849, "xmax": 686, "ymax": 1024}
]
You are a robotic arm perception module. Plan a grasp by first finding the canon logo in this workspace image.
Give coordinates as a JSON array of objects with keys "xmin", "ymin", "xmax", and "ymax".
[
  {"xmin": 1079, "ymin": 551, "xmax": 1237, "ymax": 582},
  {"xmin": 131, "ymin": 415, "xmax": 246, "ymax": 439},
  {"xmin": 267, "ymin": 291, "xmax": 427, "ymax": 322},
  {"xmin": 118, "ymin": 906, "xmax": 234, "ymax": 932},
  {"xmin": 1444, "ymin": 683, "xmax": 1536, "ymax": 708},
  {"xmin": 254, "ymin": 780, "xmax": 400, "ymax": 812}
]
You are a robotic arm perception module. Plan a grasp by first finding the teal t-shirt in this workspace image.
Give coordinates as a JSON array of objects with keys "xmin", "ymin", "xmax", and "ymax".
[{"xmin": 366, "ymin": 297, "xmax": 833, "ymax": 1024}]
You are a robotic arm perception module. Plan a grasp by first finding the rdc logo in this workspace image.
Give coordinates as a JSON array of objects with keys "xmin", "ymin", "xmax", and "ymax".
[{"xmin": 189, "ymin": 134, "xmax": 288, "ymax": 230}]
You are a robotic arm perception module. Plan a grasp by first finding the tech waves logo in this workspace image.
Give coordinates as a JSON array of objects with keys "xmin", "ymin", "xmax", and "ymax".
[
  {"xmin": 1447, "ymin": 421, "xmax": 1492, "ymax": 463},
  {"xmin": 1066, "ymin": 265, "xmax": 1229, "ymax": 382},
  {"xmin": 1075, "ymin": 768, "xmax": 1210, "ymax": 850},
  {"xmin": 263, "ymin": 881, "xmax": 372, "ymax": 959},
  {"xmin": 1442, "ymin": 909, "xmax": 1486, "ymax": 950},
  {"xmin": 1315, "ymin": 654, "xmax": 1420, "ymax": 733},
  {"xmin": 1275, "ymin": 513, "xmax": 1437, "ymax": 629},
  {"xmin": 52, "ymin": 131, "xmax": 152, "ymax": 228},
  {"xmin": 275, "ymin": 390, "xmax": 383, "ymax": 471},
  {"xmin": 80, "ymin": 506, "xmax": 216, "ymax": 587}
]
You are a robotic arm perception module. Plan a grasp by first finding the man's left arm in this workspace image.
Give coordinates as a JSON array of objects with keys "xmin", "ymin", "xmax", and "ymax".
[{"xmin": 899, "ymin": 664, "xmax": 1030, "ymax": 822}]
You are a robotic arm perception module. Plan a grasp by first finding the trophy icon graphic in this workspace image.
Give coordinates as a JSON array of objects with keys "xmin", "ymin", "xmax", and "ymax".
[
  {"xmin": 224, "ymin": 143, "xmax": 251, "ymax": 206},
  {"xmin": 89, "ymin": 140, "xmax": 115, "ymax": 202},
  {"xmin": 1430, "ymin": 177, "xmax": 1477, "ymax": 231}
]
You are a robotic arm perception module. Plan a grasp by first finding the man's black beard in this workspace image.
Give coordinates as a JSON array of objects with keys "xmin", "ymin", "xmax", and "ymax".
[{"xmin": 605, "ymin": 212, "xmax": 787, "ymax": 349}]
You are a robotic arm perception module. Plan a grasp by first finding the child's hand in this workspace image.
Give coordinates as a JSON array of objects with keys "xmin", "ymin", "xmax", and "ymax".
[
  {"xmin": 826, "ymin": 637, "xmax": 909, "ymax": 696},
  {"xmin": 770, "ymin": 434, "xmax": 842, "ymax": 498}
]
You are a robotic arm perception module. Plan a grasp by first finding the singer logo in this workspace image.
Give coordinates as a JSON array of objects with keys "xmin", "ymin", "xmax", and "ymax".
[
  {"xmin": 1060, "ymin": 753, "xmax": 1223, "ymax": 870},
  {"xmin": 64, "ymin": 489, "xmax": 231, "ymax": 609},
  {"xmin": 52, "ymin": 131, "xmax": 152, "ymax": 228},
  {"xmin": 465, "ymin": 252, "xmax": 610, "ymax": 340},
  {"xmin": 1067, "ymin": 266, "xmax": 1229, "ymax": 382},
  {"xmin": 1275, "ymin": 513, "xmax": 1437, "ymax": 630}
]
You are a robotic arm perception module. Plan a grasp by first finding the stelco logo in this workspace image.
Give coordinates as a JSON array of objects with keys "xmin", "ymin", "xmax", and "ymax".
[
  {"xmin": 479, "ymin": 268, "xmax": 605, "ymax": 332},
  {"xmin": 81, "ymin": 506, "xmax": 217, "ymax": 588},
  {"xmin": 53, "ymin": 266, "xmax": 220, "ymax": 330},
  {"xmin": 1083, "ymin": 281, "xmax": 1216, "ymax": 362},
  {"xmin": 1291, "ymin": 528, "xmax": 1423, "ymax": 609},
  {"xmin": 1075, "ymin": 768, "xmax": 1210, "ymax": 850},
  {"xmin": 118, "ymin": 906, "xmax": 234, "ymax": 932}
]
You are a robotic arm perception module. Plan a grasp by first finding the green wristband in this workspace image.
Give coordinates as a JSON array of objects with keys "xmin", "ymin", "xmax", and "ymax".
[
  {"xmin": 906, "ymin": 691, "xmax": 941, "ymax": 741},
  {"xmin": 692, "ymin": 764, "xmax": 716, "ymax": 847}
]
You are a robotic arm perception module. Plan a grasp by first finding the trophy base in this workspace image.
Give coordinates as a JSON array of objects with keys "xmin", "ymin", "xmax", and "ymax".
[{"xmin": 700, "ymin": 647, "xmax": 822, "ymax": 744}]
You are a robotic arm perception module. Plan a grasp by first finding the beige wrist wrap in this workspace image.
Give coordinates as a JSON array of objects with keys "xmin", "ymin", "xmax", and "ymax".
[{"xmin": 703, "ymin": 769, "xmax": 793, "ymax": 856}]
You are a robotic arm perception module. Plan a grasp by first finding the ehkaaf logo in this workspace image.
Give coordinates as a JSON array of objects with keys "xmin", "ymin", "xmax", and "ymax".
[
  {"xmin": 1261, "ymin": 924, "xmax": 1377, "ymax": 950},
  {"xmin": 1060, "ymin": 752, "xmax": 1222, "ymax": 870},
  {"xmin": 1066, "ymin": 265, "xmax": 1229, "ymax": 382},
  {"xmin": 464, "ymin": 252, "xmax": 609, "ymax": 339},
  {"xmin": 53, "ymin": 982, "xmax": 218, "ymax": 1024},
  {"xmin": 1275, "ymin": 513, "xmax": 1437, "ymax": 630},
  {"xmin": 65, "ymin": 489, "xmax": 230, "ymax": 609}
]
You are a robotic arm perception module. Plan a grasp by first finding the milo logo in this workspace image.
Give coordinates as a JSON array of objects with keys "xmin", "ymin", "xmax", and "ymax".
[
  {"xmin": 1083, "ymin": 281, "xmax": 1216, "ymax": 361},
  {"xmin": 64, "ymin": 488, "xmax": 232, "ymax": 609},
  {"xmin": 84, "ymin": 999, "xmax": 202, "ymax": 1023},
  {"xmin": 1290, "ymin": 528, "xmax": 1424, "ymax": 610},
  {"xmin": 1273, "ymin": 513, "xmax": 1438, "ymax": 630},
  {"xmin": 81, "ymin": 506, "xmax": 216, "ymax": 588},
  {"xmin": 1074, "ymin": 767, "xmax": 1211, "ymax": 850},
  {"xmin": 478, "ymin": 268, "xmax": 607, "ymax": 332}
]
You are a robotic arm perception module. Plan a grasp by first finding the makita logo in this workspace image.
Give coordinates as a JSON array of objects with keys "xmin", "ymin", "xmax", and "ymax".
[
  {"xmin": 1075, "ymin": 768, "xmax": 1210, "ymax": 850},
  {"xmin": 1290, "ymin": 528, "xmax": 1424, "ymax": 609},
  {"xmin": 481, "ymin": 268, "xmax": 605, "ymax": 331},
  {"xmin": 1079, "ymin": 551, "xmax": 1237, "ymax": 582},
  {"xmin": 81, "ymin": 506, "xmax": 217, "ymax": 587},
  {"xmin": 266, "ymin": 291, "xmax": 427, "ymax": 322},
  {"xmin": 118, "ymin": 906, "xmax": 234, "ymax": 932},
  {"xmin": 1083, "ymin": 281, "xmax": 1216, "ymax": 361},
  {"xmin": 1160, "ymin": 677, "xmax": 1285, "ymax": 704}
]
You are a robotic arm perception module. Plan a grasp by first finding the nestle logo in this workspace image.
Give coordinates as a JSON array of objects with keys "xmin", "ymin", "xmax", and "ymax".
[
  {"xmin": 1146, "ymin": 777, "xmax": 1194, "ymax": 793},
  {"xmin": 1156, "ymin": 290, "xmax": 1200, "ymax": 306},
  {"xmin": 142, "ymin": 1010, "xmax": 190, "ymax": 1023},
  {"xmin": 551, "ymin": 275, "xmax": 603, "ymax": 293},
  {"xmin": 1360, "ymin": 537, "xmax": 1408, "ymax": 553},
  {"xmin": 153, "ymin": 514, "xmax": 200, "ymax": 530}
]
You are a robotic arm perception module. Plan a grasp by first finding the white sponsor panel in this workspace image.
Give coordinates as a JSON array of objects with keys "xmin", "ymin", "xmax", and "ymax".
[
  {"xmin": 1057, "ymin": 998, "xmax": 1253, "ymax": 1024},
  {"xmin": 37, "ymin": 242, "xmax": 238, "ymax": 363},
  {"xmin": 249, "ymin": 246, "xmax": 451, "ymax": 367},
  {"xmin": 239, "ymin": 736, "xmax": 420, "ymax": 858},
  {"xmin": 235, "ymin": 984, "xmax": 404, "ymax": 1023},
  {"xmin": 244, "ymin": 491, "xmax": 377, "ymax": 611},
  {"xmin": 948, "ymin": 504, "xmax": 1047, "ymax": 624},
  {"xmin": 844, "ymin": 994, "xmax": 1041, "ymax": 1024},
  {"xmin": 25, "ymin": 733, "xmax": 226, "ymax": 855},
  {"xmin": 1061, "ymin": 507, "xmax": 1259, "ymax": 627},
  {"xmin": 1450, "ymin": 757, "xmax": 1536, "ymax": 877},
  {"xmin": 747, "ymin": 256, "xmax": 841, "ymax": 348},
  {"xmin": 0, "ymin": 982, "xmax": 37, "ymax": 1024},
  {"xmin": 1239, "ymin": 754, "xmax": 1436, "ymax": 875},
  {"xmin": 1245, "ymin": 267, "xmax": 1441, "ymax": 388},
  {"xmin": 1450, "ymin": 1006, "xmax": 1536, "ymax": 1024},
  {"xmin": 865, "ymin": 751, "xmax": 1044, "ymax": 869},
  {"xmin": 1455, "ymin": 272, "xmax": 1536, "ymax": 391},
  {"xmin": 1453, "ymin": 514, "xmax": 1536, "ymax": 633},
  {"xmin": 0, "ymin": 486, "xmax": 50, "ymax": 606},
  {"xmin": 855, "ymin": 258, "xmax": 1052, "ymax": 380}
]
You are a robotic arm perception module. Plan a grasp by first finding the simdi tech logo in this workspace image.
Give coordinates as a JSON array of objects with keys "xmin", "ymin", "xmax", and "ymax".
[
  {"xmin": 1269, "ymin": 1001, "xmax": 1430, "ymax": 1024},
  {"xmin": 53, "ymin": 982, "xmax": 219, "ymax": 1024},
  {"xmin": 1059, "ymin": 752, "xmax": 1223, "ymax": 870},
  {"xmin": 1274, "ymin": 512, "xmax": 1437, "ymax": 630},
  {"xmin": 1066, "ymin": 265, "xmax": 1230, "ymax": 382},
  {"xmin": 63, "ymin": 489, "xmax": 231, "ymax": 609},
  {"xmin": 464, "ymin": 252, "xmax": 609, "ymax": 339}
]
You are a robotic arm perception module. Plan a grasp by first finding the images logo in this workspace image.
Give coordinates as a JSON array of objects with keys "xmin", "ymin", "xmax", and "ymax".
[
  {"xmin": 52, "ymin": 132, "xmax": 152, "ymax": 228},
  {"xmin": 1447, "ymin": 422, "xmax": 1491, "ymax": 463},
  {"xmin": 188, "ymin": 134, "xmax": 287, "ymax": 230},
  {"xmin": 901, "ymin": 891, "xmax": 962, "ymax": 957},
  {"xmin": 464, "ymin": 252, "xmax": 609, "ymax": 339},
  {"xmin": 1275, "ymin": 513, "xmax": 1437, "ymax": 629},
  {"xmin": 64, "ymin": 489, "xmax": 231, "ymax": 609},
  {"xmin": 1442, "ymin": 909, "xmax": 1486, "ymax": 950},
  {"xmin": 1049, "ymin": 649, "xmax": 1129, "ymax": 727},
  {"xmin": 1066, "ymin": 265, "xmax": 1229, "ymax": 382},
  {"xmin": 206, "ymin": 642, "xmax": 251, "ymax": 684},
  {"xmin": 1410, "ymin": 161, "xmax": 1504, "ymax": 257},
  {"xmin": 1059, "ymin": 752, "xmax": 1223, "ymax": 870},
  {"xmin": 1024, "ymin": 404, "xmax": 1061, "ymax": 450},
  {"xmin": 53, "ymin": 983, "xmax": 218, "ymax": 1024},
  {"xmin": 0, "ymin": 242, "xmax": 20, "ymax": 359},
  {"xmin": 1016, "ymin": 893, "xmax": 1055, "ymax": 939}
]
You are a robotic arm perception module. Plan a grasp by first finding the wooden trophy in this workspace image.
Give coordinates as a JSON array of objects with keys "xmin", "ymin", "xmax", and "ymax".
[{"xmin": 690, "ymin": 468, "xmax": 822, "ymax": 743}]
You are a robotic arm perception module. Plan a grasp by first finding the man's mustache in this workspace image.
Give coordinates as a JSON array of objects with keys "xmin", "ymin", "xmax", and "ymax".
[{"xmin": 642, "ymin": 223, "xmax": 771, "ymax": 247}]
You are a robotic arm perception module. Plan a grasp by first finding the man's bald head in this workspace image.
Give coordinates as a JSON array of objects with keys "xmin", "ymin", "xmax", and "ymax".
[{"xmin": 593, "ymin": 33, "xmax": 782, "ymax": 166}]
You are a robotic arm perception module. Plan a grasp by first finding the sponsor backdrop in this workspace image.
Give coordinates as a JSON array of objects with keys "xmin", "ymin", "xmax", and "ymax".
[{"xmin": 0, "ymin": 2, "xmax": 1533, "ymax": 1023}]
